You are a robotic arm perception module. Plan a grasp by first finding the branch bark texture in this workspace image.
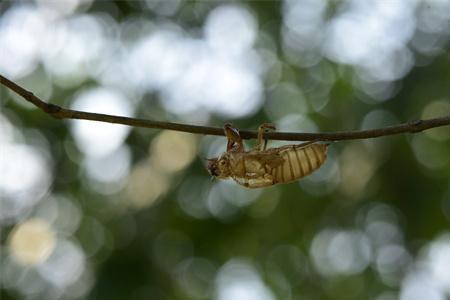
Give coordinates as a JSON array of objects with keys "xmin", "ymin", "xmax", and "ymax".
[{"xmin": 1, "ymin": 74, "xmax": 449, "ymax": 141}]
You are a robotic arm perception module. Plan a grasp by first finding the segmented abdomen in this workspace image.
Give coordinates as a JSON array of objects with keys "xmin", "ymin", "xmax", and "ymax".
[{"xmin": 271, "ymin": 144, "xmax": 328, "ymax": 183}]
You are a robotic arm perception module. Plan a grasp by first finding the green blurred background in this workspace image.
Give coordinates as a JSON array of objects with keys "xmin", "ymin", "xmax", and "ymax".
[{"xmin": 1, "ymin": 1, "xmax": 450, "ymax": 299}]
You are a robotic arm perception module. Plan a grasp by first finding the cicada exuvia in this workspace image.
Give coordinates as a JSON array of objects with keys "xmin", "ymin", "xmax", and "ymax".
[{"xmin": 207, "ymin": 123, "xmax": 328, "ymax": 188}]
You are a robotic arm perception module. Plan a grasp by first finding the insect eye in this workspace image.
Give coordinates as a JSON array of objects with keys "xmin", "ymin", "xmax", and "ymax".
[{"xmin": 209, "ymin": 168, "xmax": 218, "ymax": 176}]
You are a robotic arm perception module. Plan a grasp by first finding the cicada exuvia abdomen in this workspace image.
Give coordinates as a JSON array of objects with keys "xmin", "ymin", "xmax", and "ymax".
[
  {"xmin": 207, "ymin": 123, "xmax": 328, "ymax": 188},
  {"xmin": 270, "ymin": 143, "xmax": 328, "ymax": 184}
]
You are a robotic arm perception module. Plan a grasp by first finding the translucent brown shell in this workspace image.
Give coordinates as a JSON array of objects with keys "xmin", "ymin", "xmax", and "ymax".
[
  {"xmin": 269, "ymin": 143, "xmax": 328, "ymax": 184},
  {"xmin": 207, "ymin": 123, "xmax": 329, "ymax": 188}
]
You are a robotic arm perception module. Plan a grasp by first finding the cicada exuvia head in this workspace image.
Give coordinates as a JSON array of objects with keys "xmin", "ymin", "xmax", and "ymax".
[{"xmin": 207, "ymin": 154, "xmax": 231, "ymax": 179}]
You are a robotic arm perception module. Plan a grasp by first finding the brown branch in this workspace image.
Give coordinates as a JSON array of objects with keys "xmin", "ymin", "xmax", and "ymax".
[{"xmin": 1, "ymin": 74, "xmax": 449, "ymax": 141}]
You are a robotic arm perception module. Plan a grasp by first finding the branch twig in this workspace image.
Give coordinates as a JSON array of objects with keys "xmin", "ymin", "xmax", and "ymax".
[{"xmin": 1, "ymin": 74, "xmax": 449, "ymax": 141}]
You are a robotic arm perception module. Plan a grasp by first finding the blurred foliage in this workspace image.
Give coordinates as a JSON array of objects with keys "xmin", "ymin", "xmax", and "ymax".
[{"xmin": 1, "ymin": 1, "xmax": 450, "ymax": 300}]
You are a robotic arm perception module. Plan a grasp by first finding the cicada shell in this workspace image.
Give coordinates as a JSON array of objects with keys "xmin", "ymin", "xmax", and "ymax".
[{"xmin": 207, "ymin": 123, "xmax": 328, "ymax": 188}]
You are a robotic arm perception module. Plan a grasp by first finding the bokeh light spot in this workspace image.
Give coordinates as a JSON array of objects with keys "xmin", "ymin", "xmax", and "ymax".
[
  {"xmin": 205, "ymin": 5, "xmax": 257, "ymax": 55},
  {"xmin": 411, "ymin": 134, "xmax": 450, "ymax": 170},
  {"xmin": 0, "ymin": 6, "xmax": 47, "ymax": 78},
  {"xmin": 264, "ymin": 83, "xmax": 308, "ymax": 121},
  {"xmin": 126, "ymin": 161, "xmax": 169, "ymax": 209},
  {"xmin": 84, "ymin": 145, "xmax": 131, "ymax": 195},
  {"xmin": 338, "ymin": 143, "xmax": 377, "ymax": 198},
  {"xmin": 8, "ymin": 218, "xmax": 56, "ymax": 266},
  {"xmin": 150, "ymin": 130, "xmax": 197, "ymax": 174},
  {"xmin": 176, "ymin": 257, "xmax": 217, "ymax": 299},
  {"xmin": 425, "ymin": 234, "xmax": 450, "ymax": 293},
  {"xmin": 37, "ymin": 239, "xmax": 86, "ymax": 289},
  {"xmin": 177, "ymin": 176, "xmax": 211, "ymax": 219},
  {"xmin": 0, "ymin": 143, "xmax": 52, "ymax": 224},
  {"xmin": 215, "ymin": 259, "xmax": 275, "ymax": 300},
  {"xmin": 310, "ymin": 229, "xmax": 372, "ymax": 277},
  {"xmin": 421, "ymin": 100, "xmax": 450, "ymax": 141},
  {"xmin": 70, "ymin": 87, "xmax": 133, "ymax": 157},
  {"xmin": 41, "ymin": 14, "xmax": 104, "ymax": 85}
]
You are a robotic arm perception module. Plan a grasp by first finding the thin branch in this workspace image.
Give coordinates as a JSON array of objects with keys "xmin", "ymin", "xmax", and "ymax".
[{"xmin": 1, "ymin": 74, "xmax": 449, "ymax": 141}]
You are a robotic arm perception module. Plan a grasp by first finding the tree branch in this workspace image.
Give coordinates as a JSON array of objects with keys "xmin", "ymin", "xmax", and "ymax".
[{"xmin": 1, "ymin": 74, "xmax": 449, "ymax": 141}]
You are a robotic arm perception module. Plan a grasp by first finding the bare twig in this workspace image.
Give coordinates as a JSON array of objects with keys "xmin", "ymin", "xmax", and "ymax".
[{"xmin": 1, "ymin": 74, "xmax": 449, "ymax": 141}]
